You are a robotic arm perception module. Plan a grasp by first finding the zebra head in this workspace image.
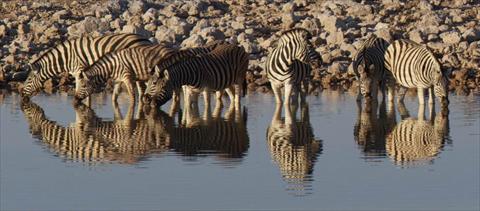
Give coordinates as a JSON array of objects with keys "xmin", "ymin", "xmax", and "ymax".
[
  {"xmin": 280, "ymin": 28, "xmax": 321, "ymax": 66},
  {"xmin": 143, "ymin": 66, "xmax": 173, "ymax": 106},
  {"xmin": 357, "ymin": 59, "xmax": 376, "ymax": 99},
  {"xmin": 73, "ymin": 72, "xmax": 95, "ymax": 103},
  {"xmin": 20, "ymin": 67, "xmax": 42, "ymax": 99},
  {"xmin": 433, "ymin": 68, "xmax": 449, "ymax": 106}
]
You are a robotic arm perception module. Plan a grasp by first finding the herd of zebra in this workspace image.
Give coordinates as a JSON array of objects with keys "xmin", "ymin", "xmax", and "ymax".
[
  {"xmin": 19, "ymin": 28, "xmax": 450, "ymax": 116},
  {"xmin": 15, "ymin": 27, "xmax": 453, "ymax": 191}
]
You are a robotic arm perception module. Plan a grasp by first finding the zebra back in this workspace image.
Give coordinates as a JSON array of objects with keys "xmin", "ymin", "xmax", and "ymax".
[
  {"xmin": 384, "ymin": 40, "xmax": 446, "ymax": 89},
  {"xmin": 22, "ymin": 33, "xmax": 151, "ymax": 97}
]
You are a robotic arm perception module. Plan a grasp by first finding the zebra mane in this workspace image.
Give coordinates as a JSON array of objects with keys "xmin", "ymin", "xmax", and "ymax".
[
  {"xmin": 277, "ymin": 28, "xmax": 313, "ymax": 46},
  {"xmin": 280, "ymin": 27, "xmax": 312, "ymax": 37}
]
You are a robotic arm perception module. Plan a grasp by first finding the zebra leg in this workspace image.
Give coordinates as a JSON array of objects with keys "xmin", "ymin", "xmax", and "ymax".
[
  {"xmin": 123, "ymin": 79, "xmax": 136, "ymax": 112},
  {"xmin": 300, "ymin": 80, "xmax": 308, "ymax": 106},
  {"xmin": 215, "ymin": 90, "xmax": 223, "ymax": 108},
  {"xmin": 169, "ymin": 89, "xmax": 181, "ymax": 117},
  {"xmin": 284, "ymin": 83, "xmax": 294, "ymax": 106},
  {"xmin": 290, "ymin": 85, "xmax": 299, "ymax": 120},
  {"xmin": 284, "ymin": 83, "xmax": 295, "ymax": 124},
  {"xmin": 271, "ymin": 83, "xmax": 283, "ymax": 104},
  {"xmin": 428, "ymin": 87, "xmax": 435, "ymax": 120},
  {"xmin": 417, "ymin": 87, "xmax": 425, "ymax": 105},
  {"xmin": 386, "ymin": 80, "xmax": 395, "ymax": 103},
  {"xmin": 234, "ymin": 83, "xmax": 242, "ymax": 111},
  {"xmin": 112, "ymin": 83, "xmax": 121, "ymax": 106},
  {"xmin": 397, "ymin": 86, "xmax": 407, "ymax": 103},
  {"xmin": 136, "ymin": 81, "xmax": 145, "ymax": 100},
  {"xmin": 202, "ymin": 88, "xmax": 211, "ymax": 121},
  {"xmin": 213, "ymin": 94, "xmax": 223, "ymax": 119},
  {"xmin": 226, "ymin": 87, "xmax": 235, "ymax": 104}
]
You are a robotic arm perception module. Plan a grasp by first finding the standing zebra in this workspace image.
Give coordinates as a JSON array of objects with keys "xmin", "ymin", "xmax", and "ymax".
[
  {"xmin": 384, "ymin": 39, "xmax": 449, "ymax": 107},
  {"xmin": 21, "ymin": 33, "xmax": 151, "ymax": 100},
  {"xmin": 265, "ymin": 28, "xmax": 321, "ymax": 108},
  {"xmin": 351, "ymin": 34, "xmax": 390, "ymax": 101},
  {"xmin": 143, "ymin": 43, "xmax": 249, "ymax": 111},
  {"xmin": 73, "ymin": 44, "xmax": 218, "ymax": 108}
]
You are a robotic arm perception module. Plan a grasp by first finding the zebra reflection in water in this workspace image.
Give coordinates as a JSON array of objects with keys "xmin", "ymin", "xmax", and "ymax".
[
  {"xmin": 386, "ymin": 102, "xmax": 450, "ymax": 167},
  {"xmin": 353, "ymin": 99, "xmax": 397, "ymax": 161},
  {"xmin": 21, "ymin": 100, "xmax": 172, "ymax": 164},
  {"xmin": 267, "ymin": 103, "xmax": 322, "ymax": 195},
  {"xmin": 165, "ymin": 100, "xmax": 250, "ymax": 164},
  {"xmin": 21, "ymin": 98, "xmax": 248, "ymax": 165}
]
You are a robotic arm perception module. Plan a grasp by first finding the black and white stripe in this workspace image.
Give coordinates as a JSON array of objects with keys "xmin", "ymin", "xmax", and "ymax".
[
  {"xmin": 21, "ymin": 33, "xmax": 151, "ymax": 98},
  {"xmin": 73, "ymin": 44, "xmax": 219, "ymax": 107},
  {"xmin": 384, "ymin": 39, "xmax": 449, "ymax": 106},
  {"xmin": 144, "ymin": 43, "xmax": 249, "ymax": 110},
  {"xmin": 351, "ymin": 34, "xmax": 390, "ymax": 100},
  {"xmin": 265, "ymin": 28, "xmax": 321, "ymax": 107}
]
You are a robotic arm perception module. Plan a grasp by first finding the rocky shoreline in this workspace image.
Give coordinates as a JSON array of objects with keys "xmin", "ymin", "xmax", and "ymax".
[{"xmin": 0, "ymin": 0, "xmax": 479, "ymax": 96}]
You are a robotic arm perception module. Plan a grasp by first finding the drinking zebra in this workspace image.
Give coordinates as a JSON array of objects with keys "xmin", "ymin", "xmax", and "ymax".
[
  {"xmin": 265, "ymin": 28, "xmax": 321, "ymax": 108},
  {"xmin": 20, "ymin": 33, "xmax": 151, "ymax": 100},
  {"xmin": 384, "ymin": 39, "xmax": 449, "ymax": 107},
  {"xmin": 73, "ymin": 44, "xmax": 218, "ymax": 108},
  {"xmin": 143, "ymin": 43, "xmax": 249, "ymax": 111},
  {"xmin": 351, "ymin": 34, "xmax": 390, "ymax": 101}
]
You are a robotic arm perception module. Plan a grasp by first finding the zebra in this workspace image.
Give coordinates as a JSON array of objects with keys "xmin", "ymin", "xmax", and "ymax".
[
  {"xmin": 265, "ymin": 28, "xmax": 321, "ymax": 109},
  {"xmin": 267, "ymin": 103, "xmax": 322, "ymax": 196},
  {"xmin": 20, "ymin": 33, "xmax": 151, "ymax": 100},
  {"xmin": 72, "ymin": 43, "xmax": 221, "ymax": 108},
  {"xmin": 351, "ymin": 34, "xmax": 390, "ymax": 101},
  {"xmin": 383, "ymin": 39, "xmax": 449, "ymax": 107},
  {"xmin": 143, "ymin": 43, "xmax": 249, "ymax": 112},
  {"xmin": 386, "ymin": 103, "xmax": 450, "ymax": 167}
]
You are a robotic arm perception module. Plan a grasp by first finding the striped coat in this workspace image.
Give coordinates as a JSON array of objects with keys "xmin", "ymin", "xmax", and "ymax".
[{"xmin": 21, "ymin": 33, "xmax": 151, "ymax": 98}]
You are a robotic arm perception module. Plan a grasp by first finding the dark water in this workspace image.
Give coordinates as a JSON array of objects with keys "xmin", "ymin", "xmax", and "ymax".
[{"xmin": 1, "ymin": 90, "xmax": 479, "ymax": 210}]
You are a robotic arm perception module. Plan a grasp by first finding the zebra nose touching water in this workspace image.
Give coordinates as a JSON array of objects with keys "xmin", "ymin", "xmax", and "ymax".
[{"xmin": 351, "ymin": 34, "xmax": 390, "ymax": 101}]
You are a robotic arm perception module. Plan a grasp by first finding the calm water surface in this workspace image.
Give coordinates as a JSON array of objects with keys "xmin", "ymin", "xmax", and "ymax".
[{"xmin": 1, "ymin": 90, "xmax": 479, "ymax": 210}]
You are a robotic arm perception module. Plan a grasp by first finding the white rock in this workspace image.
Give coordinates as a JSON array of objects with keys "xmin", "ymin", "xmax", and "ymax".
[{"xmin": 440, "ymin": 31, "xmax": 461, "ymax": 45}]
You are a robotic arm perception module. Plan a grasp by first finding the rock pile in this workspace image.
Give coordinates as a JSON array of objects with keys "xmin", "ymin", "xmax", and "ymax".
[{"xmin": 0, "ymin": 0, "xmax": 479, "ymax": 95}]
